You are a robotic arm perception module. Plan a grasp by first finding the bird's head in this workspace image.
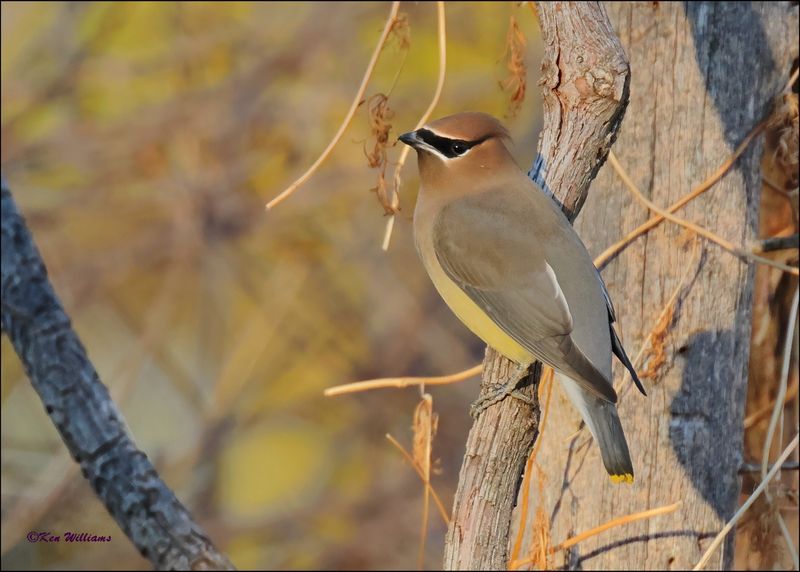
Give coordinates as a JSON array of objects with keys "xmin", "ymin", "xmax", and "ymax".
[{"xmin": 398, "ymin": 112, "xmax": 514, "ymax": 188}]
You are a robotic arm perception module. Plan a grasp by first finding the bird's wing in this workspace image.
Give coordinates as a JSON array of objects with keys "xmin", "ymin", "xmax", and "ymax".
[
  {"xmin": 597, "ymin": 265, "xmax": 647, "ymax": 396},
  {"xmin": 433, "ymin": 189, "xmax": 617, "ymax": 403},
  {"xmin": 597, "ymin": 269, "xmax": 617, "ymax": 323}
]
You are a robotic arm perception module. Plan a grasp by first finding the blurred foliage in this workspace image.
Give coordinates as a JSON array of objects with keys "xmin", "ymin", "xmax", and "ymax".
[{"xmin": 0, "ymin": 2, "xmax": 543, "ymax": 569}]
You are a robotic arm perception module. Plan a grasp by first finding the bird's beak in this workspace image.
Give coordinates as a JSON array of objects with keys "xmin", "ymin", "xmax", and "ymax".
[{"xmin": 398, "ymin": 130, "xmax": 420, "ymax": 148}]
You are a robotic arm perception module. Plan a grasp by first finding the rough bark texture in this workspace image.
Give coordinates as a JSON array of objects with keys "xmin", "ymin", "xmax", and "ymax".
[
  {"xmin": 443, "ymin": 353, "xmax": 542, "ymax": 570},
  {"xmin": 1, "ymin": 182, "xmax": 234, "ymax": 571},
  {"xmin": 516, "ymin": 3, "xmax": 799, "ymax": 570},
  {"xmin": 443, "ymin": 3, "xmax": 631, "ymax": 570},
  {"xmin": 530, "ymin": 1, "xmax": 631, "ymax": 221}
]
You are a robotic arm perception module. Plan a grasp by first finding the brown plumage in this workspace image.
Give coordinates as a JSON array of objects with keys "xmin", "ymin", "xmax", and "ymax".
[
  {"xmin": 399, "ymin": 112, "xmax": 645, "ymax": 482},
  {"xmin": 425, "ymin": 112, "xmax": 511, "ymax": 142}
]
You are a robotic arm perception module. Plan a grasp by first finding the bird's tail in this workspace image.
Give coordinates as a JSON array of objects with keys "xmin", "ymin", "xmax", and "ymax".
[{"xmin": 558, "ymin": 373, "xmax": 634, "ymax": 483}]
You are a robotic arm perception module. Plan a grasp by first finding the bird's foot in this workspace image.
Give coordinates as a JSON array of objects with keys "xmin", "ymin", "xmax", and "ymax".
[{"xmin": 469, "ymin": 363, "xmax": 533, "ymax": 419}]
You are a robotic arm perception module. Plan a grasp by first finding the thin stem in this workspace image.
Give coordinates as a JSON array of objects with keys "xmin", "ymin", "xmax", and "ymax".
[
  {"xmin": 611, "ymin": 237, "xmax": 701, "ymax": 399},
  {"xmin": 752, "ymin": 233, "xmax": 799, "ymax": 253},
  {"xmin": 323, "ymin": 364, "xmax": 480, "ymax": 396},
  {"xmin": 595, "ymin": 119, "xmax": 767, "ymax": 269},
  {"xmin": 386, "ymin": 434, "xmax": 451, "ymax": 525},
  {"xmin": 784, "ymin": 67, "xmax": 799, "ymax": 93},
  {"xmin": 553, "ymin": 502, "xmax": 681, "ymax": 552},
  {"xmin": 607, "ymin": 152, "xmax": 799, "ymax": 276},
  {"xmin": 266, "ymin": 2, "xmax": 402, "ymax": 210},
  {"xmin": 509, "ymin": 502, "xmax": 682, "ymax": 569},
  {"xmin": 693, "ymin": 434, "xmax": 799, "ymax": 570},
  {"xmin": 744, "ymin": 378, "xmax": 799, "ymax": 429},
  {"xmin": 760, "ymin": 288, "xmax": 800, "ymax": 569},
  {"xmin": 382, "ymin": 1, "xmax": 447, "ymax": 251},
  {"xmin": 739, "ymin": 461, "xmax": 799, "ymax": 473}
]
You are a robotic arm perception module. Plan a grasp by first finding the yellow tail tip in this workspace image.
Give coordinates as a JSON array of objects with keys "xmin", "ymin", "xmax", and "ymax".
[{"xmin": 610, "ymin": 473, "xmax": 634, "ymax": 484}]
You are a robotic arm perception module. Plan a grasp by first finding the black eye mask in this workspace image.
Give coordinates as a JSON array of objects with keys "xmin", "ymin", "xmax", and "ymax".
[{"xmin": 416, "ymin": 128, "xmax": 491, "ymax": 158}]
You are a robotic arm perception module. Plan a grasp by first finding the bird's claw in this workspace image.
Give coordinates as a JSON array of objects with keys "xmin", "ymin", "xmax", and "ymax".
[{"xmin": 469, "ymin": 364, "xmax": 533, "ymax": 418}]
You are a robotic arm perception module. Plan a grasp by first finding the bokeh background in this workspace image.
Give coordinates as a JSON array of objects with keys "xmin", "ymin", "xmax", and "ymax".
[{"xmin": 0, "ymin": 3, "xmax": 545, "ymax": 569}]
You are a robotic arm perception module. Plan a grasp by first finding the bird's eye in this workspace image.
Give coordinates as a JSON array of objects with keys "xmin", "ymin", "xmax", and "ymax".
[{"xmin": 451, "ymin": 142, "xmax": 466, "ymax": 155}]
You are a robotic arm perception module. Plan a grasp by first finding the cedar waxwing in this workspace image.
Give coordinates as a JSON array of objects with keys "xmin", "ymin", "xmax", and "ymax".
[{"xmin": 399, "ymin": 112, "xmax": 646, "ymax": 483}]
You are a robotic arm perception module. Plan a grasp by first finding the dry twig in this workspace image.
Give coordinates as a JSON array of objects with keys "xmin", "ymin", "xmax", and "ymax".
[
  {"xmin": 365, "ymin": 93, "xmax": 399, "ymax": 214},
  {"xmin": 752, "ymin": 233, "xmax": 800, "ymax": 254},
  {"xmin": 598, "ymin": 70, "xmax": 799, "ymax": 270},
  {"xmin": 265, "ymin": 2, "xmax": 402, "ymax": 210},
  {"xmin": 740, "ymin": 461, "xmax": 800, "ymax": 473},
  {"xmin": 607, "ymin": 152, "xmax": 799, "ymax": 276},
  {"xmin": 499, "ymin": 15, "xmax": 527, "ymax": 118},
  {"xmin": 744, "ymin": 378, "xmax": 799, "ymax": 429},
  {"xmin": 759, "ymin": 288, "xmax": 800, "ymax": 569},
  {"xmin": 594, "ymin": 119, "xmax": 767, "ymax": 269},
  {"xmin": 385, "ymin": 434, "xmax": 450, "ymax": 525},
  {"xmin": 412, "ymin": 394, "xmax": 439, "ymax": 568},
  {"xmin": 508, "ymin": 502, "xmax": 682, "ymax": 569},
  {"xmin": 553, "ymin": 502, "xmax": 681, "ymax": 553},
  {"xmin": 693, "ymin": 434, "xmax": 799, "ymax": 570},
  {"xmin": 382, "ymin": 1, "xmax": 447, "ymax": 251},
  {"xmin": 323, "ymin": 364, "xmax": 480, "ymax": 396},
  {"xmin": 629, "ymin": 237, "xmax": 701, "ymax": 385}
]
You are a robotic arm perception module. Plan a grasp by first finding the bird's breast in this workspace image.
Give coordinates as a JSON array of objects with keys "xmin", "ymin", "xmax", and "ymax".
[{"xmin": 413, "ymin": 199, "xmax": 533, "ymax": 365}]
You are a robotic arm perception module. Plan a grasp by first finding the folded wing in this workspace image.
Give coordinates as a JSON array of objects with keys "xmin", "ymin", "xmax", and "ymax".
[{"xmin": 433, "ymin": 189, "xmax": 617, "ymax": 403}]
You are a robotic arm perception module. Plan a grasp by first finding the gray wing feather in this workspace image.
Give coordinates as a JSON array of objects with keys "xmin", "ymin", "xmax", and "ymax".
[
  {"xmin": 597, "ymin": 268, "xmax": 617, "ymax": 323},
  {"xmin": 597, "ymin": 265, "xmax": 647, "ymax": 396},
  {"xmin": 433, "ymin": 191, "xmax": 617, "ymax": 403}
]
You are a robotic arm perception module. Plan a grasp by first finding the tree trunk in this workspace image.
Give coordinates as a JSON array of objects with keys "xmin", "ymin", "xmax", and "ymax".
[
  {"xmin": 443, "ymin": 2, "xmax": 631, "ymax": 569},
  {"xmin": 515, "ymin": 3, "xmax": 799, "ymax": 570}
]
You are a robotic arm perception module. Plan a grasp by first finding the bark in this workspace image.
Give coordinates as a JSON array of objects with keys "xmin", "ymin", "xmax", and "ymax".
[
  {"xmin": 443, "ymin": 3, "xmax": 631, "ymax": 570},
  {"xmin": 516, "ymin": 3, "xmax": 799, "ymax": 571},
  {"xmin": 1, "ymin": 182, "xmax": 234, "ymax": 571}
]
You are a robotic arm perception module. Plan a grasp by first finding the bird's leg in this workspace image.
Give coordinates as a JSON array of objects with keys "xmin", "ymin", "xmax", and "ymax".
[{"xmin": 470, "ymin": 362, "xmax": 534, "ymax": 418}]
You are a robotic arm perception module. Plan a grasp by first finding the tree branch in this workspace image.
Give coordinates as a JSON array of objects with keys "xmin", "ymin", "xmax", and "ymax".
[
  {"xmin": 1, "ymin": 182, "xmax": 234, "ymax": 570},
  {"xmin": 442, "ymin": 3, "xmax": 630, "ymax": 570},
  {"xmin": 751, "ymin": 233, "xmax": 799, "ymax": 254}
]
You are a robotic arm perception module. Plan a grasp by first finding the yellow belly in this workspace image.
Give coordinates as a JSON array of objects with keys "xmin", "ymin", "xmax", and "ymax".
[{"xmin": 425, "ymin": 254, "xmax": 534, "ymax": 365}]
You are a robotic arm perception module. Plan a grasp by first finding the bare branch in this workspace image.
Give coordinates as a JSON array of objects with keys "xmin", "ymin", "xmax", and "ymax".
[
  {"xmin": 752, "ymin": 233, "xmax": 799, "ymax": 253},
  {"xmin": 0, "ymin": 182, "xmax": 234, "ymax": 570}
]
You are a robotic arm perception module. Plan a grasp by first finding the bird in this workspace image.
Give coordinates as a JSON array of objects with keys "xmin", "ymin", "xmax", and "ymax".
[{"xmin": 398, "ymin": 111, "xmax": 646, "ymax": 483}]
